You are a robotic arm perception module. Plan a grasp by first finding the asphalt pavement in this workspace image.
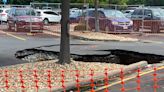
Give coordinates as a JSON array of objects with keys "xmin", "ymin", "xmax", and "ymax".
[
  {"xmin": 0, "ymin": 31, "xmax": 59, "ymax": 66},
  {"xmin": 0, "ymin": 30, "xmax": 164, "ymax": 92},
  {"xmin": 105, "ymin": 67, "xmax": 164, "ymax": 92},
  {"xmin": 1, "ymin": 30, "xmax": 164, "ymax": 66}
]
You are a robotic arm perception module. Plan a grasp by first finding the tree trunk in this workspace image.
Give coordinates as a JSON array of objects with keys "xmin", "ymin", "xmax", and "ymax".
[{"xmin": 59, "ymin": 0, "xmax": 71, "ymax": 64}]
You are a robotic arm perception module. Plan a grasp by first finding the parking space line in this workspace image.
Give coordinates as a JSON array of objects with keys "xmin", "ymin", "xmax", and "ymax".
[
  {"xmin": 43, "ymin": 31, "xmax": 60, "ymax": 37},
  {"xmin": 0, "ymin": 31, "xmax": 26, "ymax": 41},
  {"xmin": 93, "ymin": 66, "xmax": 164, "ymax": 92},
  {"xmin": 142, "ymin": 40, "xmax": 163, "ymax": 44}
]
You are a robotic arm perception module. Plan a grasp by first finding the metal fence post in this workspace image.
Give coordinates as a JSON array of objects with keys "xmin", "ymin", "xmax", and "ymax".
[
  {"xmin": 95, "ymin": 0, "xmax": 99, "ymax": 32},
  {"xmin": 30, "ymin": 3, "xmax": 32, "ymax": 33},
  {"xmin": 114, "ymin": 5, "xmax": 117, "ymax": 32},
  {"xmin": 141, "ymin": 5, "xmax": 144, "ymax": 35},
  {"xmin": 86, "ymin": 4, "xmax": 89, "ymax": 31}
]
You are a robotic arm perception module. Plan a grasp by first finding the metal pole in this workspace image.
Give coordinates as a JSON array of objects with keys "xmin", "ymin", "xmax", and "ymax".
[
  {"xmin": 30, "ymin": 4, "xmax": 32, "ymax": 33},
  {"xmin": 83, "ymin": 0, "xmax": 89, "ymax": 31},
  {"xmin": 95, "ymin": 0, "xmax": 99, "ymax": 32},
  {"xmin": 114, "ymin": 5, "xmax": 117, "ymax": 32},
  {"xmin": 46, "ymin": 3, "xmax": 48, "ymax": 9},
  {"xmin": 141, "ymin": 5, "xmax": 144, "ymax": 35},
  {"xmin": 86, "ymin": 4, "xmax": 89, "ymax": 31}
]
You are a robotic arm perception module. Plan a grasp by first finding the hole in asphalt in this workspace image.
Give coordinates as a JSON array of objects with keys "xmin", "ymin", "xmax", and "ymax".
[{"xmin": 15, "ymin": 49, "xmax": 164, "ymax": 65}]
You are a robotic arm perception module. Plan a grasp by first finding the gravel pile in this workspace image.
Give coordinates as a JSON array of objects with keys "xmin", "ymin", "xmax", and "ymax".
[
  {"xmin": 21, "ymin": 53, "xmax": 57, "ymax": 62},
  {"xmin": 44, "ymin": 28, "xmax": 138, "ymax": 42},
  {"xmin": 0, "ymin": 60, "xmax": 125, "ymax": 92},
  {"xmin": 70, "ymin": 31, "xmax": 139, "ymax": 41}
]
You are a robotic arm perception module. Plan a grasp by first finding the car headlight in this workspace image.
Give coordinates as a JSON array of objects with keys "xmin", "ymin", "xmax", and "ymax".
[
  {"xmin": 129, "ymin": 21, "xmax": 133, "ymax": 25},
  {"xmin": 112, "ymin": 21, "xmax": 118, "ymax": 25}
]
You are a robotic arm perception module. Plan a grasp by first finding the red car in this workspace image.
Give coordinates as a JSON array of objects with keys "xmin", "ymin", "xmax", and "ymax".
[
  {"xmin": 87, "ymin": 9, "xmax": 133, "ymax": 32},
  {"xmin": 7, "ymin": 7, "xmax": 43, "ymax": 32}
]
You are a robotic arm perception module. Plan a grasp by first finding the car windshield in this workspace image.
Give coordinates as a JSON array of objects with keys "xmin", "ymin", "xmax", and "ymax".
[
  {"xmin": 70, "ymin": 9, "xmax": 82, "ymax": 18},
  {"xmin": 104, "ymin": 10, "xmax": 126, "ymax": 18},
  {"xmin": 15, "ymin": 9, "xmax": 36, "ymax": 16},
  {"xmin": 151, "ymin": 9, "xmax": 164, "ymax": 17},
  {"xmin": 158, "ymin": 9, "xmax": 164, "ymax": 17}
]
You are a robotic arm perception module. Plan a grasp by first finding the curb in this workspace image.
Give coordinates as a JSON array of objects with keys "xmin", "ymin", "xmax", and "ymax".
[
  {"xmin": 43, "ymin": 30, "xmax": 138, "ymax": 42},
  {"xmin": 40, "ymin": 61, "xmax": 148, "ymax": 92}
]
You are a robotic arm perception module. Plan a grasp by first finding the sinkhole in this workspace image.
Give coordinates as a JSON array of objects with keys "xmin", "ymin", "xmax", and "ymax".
[{"xmin": 15, "ymin": 49, "xmax": 164, "ymax": 65}]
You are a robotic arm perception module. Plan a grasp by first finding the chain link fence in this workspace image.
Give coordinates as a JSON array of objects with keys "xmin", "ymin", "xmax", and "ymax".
[
  {"xmin": 30, "ymin": 3, "xmax": 61, "ymax": 32},
  {"xmin": 0, "ymin": 4, "xmax": 31, "ymax": 30},
  {"xmin": 0, "ymin": 3, "xmax": 164, "ymax": 33}
]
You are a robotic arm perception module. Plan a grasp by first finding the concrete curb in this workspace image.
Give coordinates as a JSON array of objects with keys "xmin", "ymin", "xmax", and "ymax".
[
  {"xmin": 70, "ymin": 34, "xmax": 120, "ymax": 42},
  {"xmin": 43, "ymin": 30, "xmax": 138, "ymax": 42},
  {"xmin": 40, "ymin": 61, "xmax": 148, "ymax": 92}
]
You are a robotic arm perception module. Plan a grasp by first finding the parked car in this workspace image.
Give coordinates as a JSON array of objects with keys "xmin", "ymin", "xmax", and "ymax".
[
  {"xmin": 123, "ymin": 10, "xmax": 134, "ymax": 19},
  {"xmin": 131, "ymin": 8, "xmax": 164, "ymax": 33},
  {"xmin": 0, "ymin": 8, "xmax": 10, "ymax": 22},
  {"xmin": 36, "ymin": 9, "xmax": 61, "ymax": 25},
  {"xmin": 7, "ymin": 7, "xmax": 43, "ymax": 32},
  {"xmin": 69, "ymin": 8, "xmax": 83, "ymax": 23},
  {"xmin": 87, "ymin": 9, "xmax": 133, "ymax": 32}
]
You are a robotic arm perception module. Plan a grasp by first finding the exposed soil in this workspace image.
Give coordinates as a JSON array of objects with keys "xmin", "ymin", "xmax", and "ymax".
[{"xmin": 15, "ymin": 49, "xmax": 164, "ymax": 65}]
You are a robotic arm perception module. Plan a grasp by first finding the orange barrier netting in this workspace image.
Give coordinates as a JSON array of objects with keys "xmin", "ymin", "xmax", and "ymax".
[{"xmin": 0, "ymin": 66, "xmax": 163, "ymax": 92}]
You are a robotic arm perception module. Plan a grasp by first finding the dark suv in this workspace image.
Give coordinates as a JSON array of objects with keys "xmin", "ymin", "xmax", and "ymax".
[{"xmin": 131, "ymin": 8, "xmax": 164, "ymax": 33}]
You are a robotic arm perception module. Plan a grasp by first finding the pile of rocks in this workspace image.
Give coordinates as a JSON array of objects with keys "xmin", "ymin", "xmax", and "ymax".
[
  {"xmin": 0, "ymin": 60, "xmax": 125, "ymax": 92},
  {"xmin": 70, "ymin": 31, "xmax": 139, "ymax": 41}
]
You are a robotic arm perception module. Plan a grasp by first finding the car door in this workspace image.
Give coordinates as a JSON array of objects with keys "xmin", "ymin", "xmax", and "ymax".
[
  {"xmin": 98, "ymin": 11, "xmax": 106, "ymax": 30},
  {"xmin": 132, "ymin": 9, "xmax": 144, "ymax": 30},
  {"xmin": 7, "ymin": 8, "xmax": 16, "ymax": 27},
  {"xmin": 143, "ymin": 9, "xmax": 152, "ymax": 29},
  {"xmin": 43, "ymin": 11, "xmax": 61, "ymax": 23},
  {"xmin": 88, "ymin": 10, "xmax": 96, "ymax": 29},
  {"xmin": 50, "ymin": 11, "xmax": 61, "ymax": 23},
  {"xmin": 137, "ymin": 9, "xmax": 144, "ymax": 20}
]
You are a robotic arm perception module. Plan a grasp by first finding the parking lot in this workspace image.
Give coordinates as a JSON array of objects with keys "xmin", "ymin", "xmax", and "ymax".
[
  {"xmin": 1, "ymin": 4, "xmax": 164, "ymax": 62},
  {"xmin": 0, "ymin": 4, "xmax": 164, "ymax": 33},
  {"xmin": 0, "ymin": 3, "xmax": 164, "ymax": 92}
]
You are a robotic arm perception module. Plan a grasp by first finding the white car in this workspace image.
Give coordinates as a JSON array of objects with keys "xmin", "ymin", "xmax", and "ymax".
[
  {"xmin": 70, "ymin": 8, "xmax": 82, "ymax": 16},
  {"xmin": 36, "ymin": 9, "xmax": 61, "ymax": 24},
  {"xmin": 0, "ymin": 8, "xmax": 10, "ymax": 22}
]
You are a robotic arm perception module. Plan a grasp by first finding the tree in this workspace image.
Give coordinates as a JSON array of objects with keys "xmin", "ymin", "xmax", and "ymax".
[
  {"xmin": 108, "ymin": 0, "xmax": 128, "ymax": 5},
  {"xmin": 128, "ymin": 0, "xmax": 145, "ymax": 5},
  {"xmin": 58, "ymin": 0, "xmax": 71, "ymax": 64},
  {"xmin": 8, "ymin": 0, "xmax": 32, "ymax": 4},
  {"xmin": 145, "ymin": 0, "xmax": 164, "ymax": 6}
]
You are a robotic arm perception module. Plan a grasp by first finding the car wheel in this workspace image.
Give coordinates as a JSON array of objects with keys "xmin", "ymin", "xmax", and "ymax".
[
  {"xmin": 14, "ymin": 23, "xmax": 18, "ymax": 32},
  {"xmin": 43, "ymin": 19, "xmax": 49, "ymax": 25}
]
